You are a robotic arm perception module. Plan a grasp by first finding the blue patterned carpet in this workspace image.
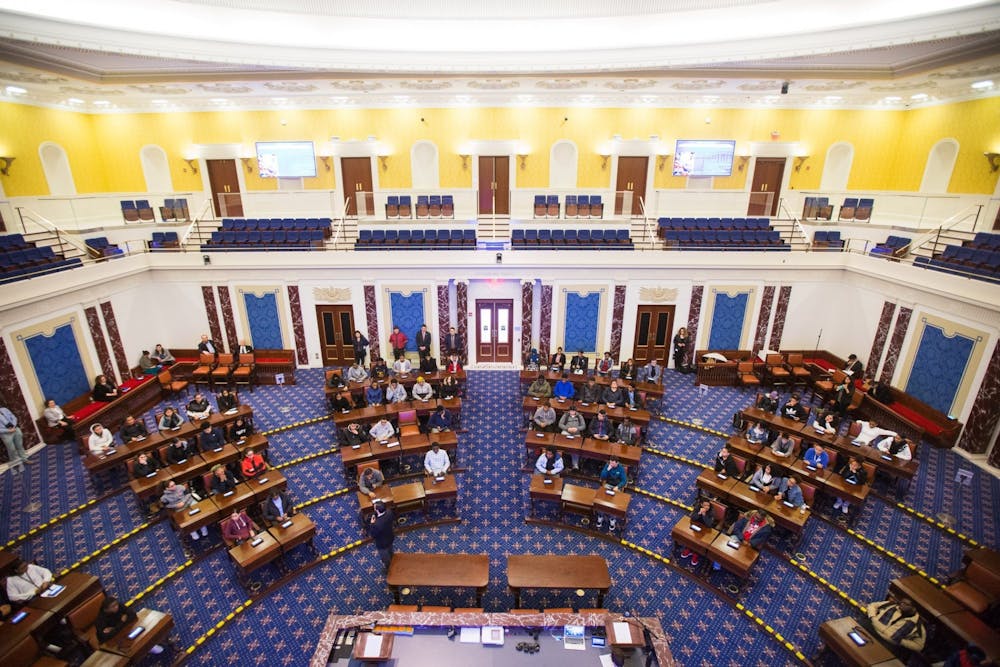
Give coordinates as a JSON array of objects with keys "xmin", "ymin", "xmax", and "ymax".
[{"xmin": 2, "ymin": 369, "xmax": 997, "ymax": 666}]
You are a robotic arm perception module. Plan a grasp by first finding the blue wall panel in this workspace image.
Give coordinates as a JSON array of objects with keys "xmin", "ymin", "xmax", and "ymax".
[
  {"xmin": 243, "ymin": 292, "xmax": 283, "ymax": 349},
  {"xmin": 389, "ymin": 291, "xmax": 425, "ymax": 351},
  {"xmin": 564, "ymin": 292, "xmax": 600, "ymax": 353},
  {"xmin": 23, "ymin": 324, "xmax": 89, "ymax": 405},
  {"xmin": 708, "ymin": 292, "xmax": 749, "ymax": 350},
  {"xmin": 904, "ymin": 324, "xmax": 975, "ymax": 415}
]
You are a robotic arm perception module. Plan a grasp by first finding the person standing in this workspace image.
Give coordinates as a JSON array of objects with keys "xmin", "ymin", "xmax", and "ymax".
[
  {"xmin": 0, "ymin": 403, "xmax": 31, "ymax": 472},
  {"xmin": 673, "ymin": 327, "xmax": 690, "ymax": 372},
  {"xmin": 415, "ymin": 324, "xmax": 432, "ymax": 362},
  {"xmin": 444, "ymin": 326, "xmax": 461, "ymax": 357},
  {"xmin": 352, "ymin": 330, "xmax": 369, "ymax": 366},
  {"xmin": 368, "ymin": 500, "xmax": 395, "ymax": 572},
  {"xmin": 389, "ymin": 326, "xmax": 408, "ymax": 360}
]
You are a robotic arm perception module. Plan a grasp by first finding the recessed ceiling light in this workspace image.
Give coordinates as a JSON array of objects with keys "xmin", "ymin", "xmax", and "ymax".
[
  {"xmin": 910, "ymin": 93, "xmax": 928, "ymax": 100},
  {"xmin": 93, "ymin": 100, "xmax": 110, "ymax": 106},
  {"xmin": 5, "ymin": 85, "xmax": 26, "ymax": 95},
  {"xmin": 272, "ymin": 97, "xmax": 287, "ymax": 103},
  {"xmin": 66, "ymin": 98, "xmax": 84, "ymax": 104},
  {"xmin": 971, "ymin": 80, "xmax": 994, "ymax": 90}
]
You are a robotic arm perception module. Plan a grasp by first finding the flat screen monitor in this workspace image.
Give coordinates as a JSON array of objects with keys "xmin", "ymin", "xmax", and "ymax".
[
  {"xmin": 256, "ymin": 141, "xmax": 317, "ymax": 178},
  {"xmin": 672, "ymin": 139, "xmax": 736, "ymax": 177}
]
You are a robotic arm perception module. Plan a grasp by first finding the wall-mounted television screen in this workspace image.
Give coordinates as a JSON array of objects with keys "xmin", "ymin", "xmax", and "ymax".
[
  {"xmin": 256, "ymin": 141, "xmax": 317, "ymax": 178},
  {"xmin": 672, "ymin": 139, "xmax": 736, "ymax": 177}
]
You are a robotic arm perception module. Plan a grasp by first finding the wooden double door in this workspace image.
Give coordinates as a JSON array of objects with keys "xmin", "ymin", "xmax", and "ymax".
[
  {"xmin": 316, "ymin": 305, "xmax": 357, "ymax": 366},
  {"xmin": 478, "ymin": 156, "xmax": 510, "ymax": 216},
  {"xmin": 206, "ymin": 159, "xmax": 243, "ymax": 217},
  {"xmin": 342, "ymin": 157, "xmax": 375, "ymax": 217},
  {"xmin": 747, "ymin": 158, "xmax": 786, "ymax": 217},
  {"xmin": 615, "ymin": 156, "xmax": 648, "ymax": 217},
  {"xmin": 475, "ymin": 299, "xmax": 513, "ymax": 363},
  {"xmin": 631, "ymin": 305, "xmax": 676, "ymax": 365}
]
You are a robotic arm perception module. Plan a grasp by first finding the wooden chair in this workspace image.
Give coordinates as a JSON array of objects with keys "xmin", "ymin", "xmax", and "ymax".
[
  {"xmin": 232, "ymin": 353, "xmax": 256, "ymax": 392},
  {"xmin": 765, "ymin": 353, "xmax": 790, "ymax": 387},
  {"xmin": 800, "ymin": 482, "xmax": 818, "ymax": 508},
  {"xmin": 66, "ymin": 590, "xmax": 106, "ymax": 650},
  {"xmin": 738, "ymin": 361, "xmax": 761, "ymax": 391},
  {"xmin": 731, "ymin": 455, "xmax": 748, "ymax": 480},
  {"xmin": 454, "ymin": 607, "xmax": 486, "ymax": 614},
  {"xmin": 786, "ymin": 353, "xmax": 811, "ymax": 386},
  {"xmin": 944, "ymin": 561, "xmax": 1000, "ymax": 615},
  {"xmin": 211, "ymin": 353, "xmax": 236, "ymax": 386},
  {"xmin": 192, "ymin": 353, "xmax": 216, "ymax": 386},
  {"xmin": 421, "ymin": 605, "xmax": 451, "ymax": 613},
  {"xmin": 397, "ymin": 409, "xmax": 420, "ymax": 436},
  {"xmin": 4, "ymin": 633, "xmax": 69, "ymax": 667},
  {"xmin": 158, "ymin": 368, "xmax": 189, "ymax": 398},
  {"xmin": 388, "ymin": 604, "xmax": 419, "ymax": 612},
  {"xmin": 710, "ymin": 500, "xmax": 729, "ymax": 530},
  {"xmin": 813, "ymin": 369, "xmax": 846, "ymax": 402}
]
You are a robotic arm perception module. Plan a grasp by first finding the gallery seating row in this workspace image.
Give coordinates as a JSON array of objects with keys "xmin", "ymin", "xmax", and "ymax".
[
  {"xmin": 202, "ymin": 229, "xmax": 326, "ymax": 250},
  {"xmin": 802, "ymin": 196, "xmax": 874, "ymax": 222},
  {"xmin": 968, "ymin": 232, "xmax": 1000, "ymax": 251},
  {"xmin": 532, "ymin": 195, "xmax": 605, "ymax": 219},
  {"xmin": 149, "ymin": 231, "xmax": 181, "ymax": 250},
  {"xmin": 657, "ymin": 217, "xmax": 772, "ymax": 233},
  {"xmin": 0, "ymin": 233, "xmax": 32, "ymax": 251},
  {"xmin": 511, "ymin": 228, "xmax": 631, "ymax": 249},
  {"xmin": 870, "ymin": 235, "xmax": 911, "ymax": 257},
  {"xmin": 811, "ymin": 231, "xmax": 844, "ymax": 250},
  {"xmin": 220, "ymin": 218, "xmax": 332, "ymax": 237},
  {"xmin": 160, "ymin": 198, "xmax": 191, "ymax": 222},
  {"xmin": 915, "ymin": 246, "xmax": 1000, "ymax": 283},
  {"xmin": 385, "ymin": 195, "xmax": 457, "ymax": 219},
  {"xmin": 85, "ymin": 236, "xmax": 125, "ymax": 258},
  {"xmin": 355, "ymin": 228, "xmax": 476, "ymax": 249},
  {"xmin": 120, "ymin": 199, "xmax": 155, "ymax": 222},
  {"xmin": 0, "ymin": 246, "xmax": 82, "ymax": 283},
  {"xmin": 662, "ymin": 230, "xmax": 788, "ymax": 249}
]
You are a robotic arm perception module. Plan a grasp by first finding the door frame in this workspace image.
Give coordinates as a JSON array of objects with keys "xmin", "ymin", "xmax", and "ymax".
[
  {"xmin": 339, "ymin": 156, "xmax": 376, "ymax": 217},
  {"xmin": 315, "ymin": 304, "xmax": 356, "ymax": 367},
  {"xmin": 331, "ymin": 140, "xmax": 380, "ymax": 218},
  {"xmin": 631, "ymin": 305, "xmax": 676, "ymax": 366},
  {"xmin": 474, "ymin": 298, "xmax": 514, "ymax": 364},
  {"xmin": 205, "ymin": 158, "xmax": 243, "ymax": 218},
  {"xmin": 469, "ymin": 140, "xmax": 519, "ymax": 216},
  {"xmin": 613, "ymin": 155, "xmax": 651, "ymax": 217},
  {"xmin": 747, "ymin": 157, "xmax": 787, "ymax": 217}
]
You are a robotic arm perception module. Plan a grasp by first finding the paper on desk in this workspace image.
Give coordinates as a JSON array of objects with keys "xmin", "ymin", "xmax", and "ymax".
[
  {"xmin": 459, "ymin": 627, "xmax": 480, "ymax": 643},
  {"xmin": 612, "ymin": 622, "xmax": 633, "ymax": 643},
  {"xmin": 599, "ymin": 654, "xmax": 616, "ymax": 667},
  {"xmin": 363, "ymin": 634, "xmax": 383, "ymax": 657}
]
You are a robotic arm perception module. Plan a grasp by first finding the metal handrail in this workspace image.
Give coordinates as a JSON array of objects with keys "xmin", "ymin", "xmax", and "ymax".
[
  {"xmin": 180, "ymin": 200, "xmax": 214, "ymax": 247},
  {"xmin": 906, "ymin": 204, "xmax": 983, "ymax": 258},
  {"xmin": 14, "ymin": 206, "xmax": 89, "ymax": 258}
]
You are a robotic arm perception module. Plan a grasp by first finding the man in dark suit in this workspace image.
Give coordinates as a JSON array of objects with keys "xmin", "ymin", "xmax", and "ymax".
[
  {"xmin": 263, "ymin": 489, "xmax": 295, "ymax": 524},
  {"xmin": 416, "ymin": 324, "xmax": 432, "ymax": 361},
  {"xmin": 844, "ymin": 354, "xmax": 863, "ymax": 377},
  {"xmin": 549, "ymin": 346, "xmax": 566, "ymax": 370},
  {"xmin": 237, "ymin": 339, "xmax": 254, "ymax": 357},
  {"xmin": 368, "ymin": 500, "xmax": 395, "ymax": 572},
  {"xmin": 444, "ymin": 326, "xmax": 461, "ymax": 356},
  {"xmin": 570, "ymin": 350, "xmax": 589, "ymax": 373},
  {"xmin": 198, "ymin": 334, "xmax": 219, "ymax": 355}
]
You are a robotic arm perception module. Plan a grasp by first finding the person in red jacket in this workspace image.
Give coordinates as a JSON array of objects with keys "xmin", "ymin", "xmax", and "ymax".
[
  {"xmin": 240, "ymin": 448, "xmax": 266, "ymax": 478},
  {"xmin": 389, "ymin": 326, "xmax": 408, "ymax": 360}
]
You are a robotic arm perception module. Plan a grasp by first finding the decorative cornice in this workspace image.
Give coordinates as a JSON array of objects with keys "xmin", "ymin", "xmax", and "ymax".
[{"xmin": 313, "ymin": 286, "xmax": 352, "ymax": 302}]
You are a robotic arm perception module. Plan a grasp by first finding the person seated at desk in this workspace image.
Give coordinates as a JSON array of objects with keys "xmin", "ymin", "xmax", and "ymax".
[
  {"xmin": 535, "ymin": 447, "xmax": 564, "ymax": 476},
  {"xmin": 385, "ymin": 379, "xmax": 408, "ymax": 404},
  {"xmin": 596, "ymin": 352, "xmax": 614, "ymax": 377},
  {"xmin": 531, "ymin": 401, "xmax": 557, "ymax": 433},
  {"xmin": 439, "ymin": 375, "xmax": 459, "ymax": 400},
  {"xmin": 578, "ymin": 378, "xmax": 601, "ymax": 405},
  {"xmin": 138, "ymin": 350, "xmax": 161, "ymax": 375},
  {"xmin": 728, "ymin": 509, "xmax": 774, "ymax": 550},
  {"xmin": 570, "ymin": 350, "xmax": 589, "ymax": 374},
  {"xmin": 198, "ymin": 422, "xmax": 226, "ymax": 452},
  {"xmin": 601, "ymin": 379, "xmax": 627, "ymax": 407},
  {"xmin": 757, "ymin": 390, "xmax": 779, "ymax": 414},
  {"xmin": 775, "ymin": 475, "xmax": 805, "ymax": 508},
  {"xmin": 327, "ymin": 371, "xmax": 347, "ymax": 389},
  {"xmin": 228, "ymin": 415, "xmax": 253, "ymax": 443},
  {"xmin": 527, "ymin": 375, "xmax": 552, "ymax": 399},
  {"xmin": 428, "ymin": 405, "xmax": 453, "ymax": 433},
  {"xmin": 97, "ymin": 597, "xmax": 166, "ymax": 654},
  {"xmin": 6, "ymin": 558, "xmax": 54, "ymax": 603},
  {"xmin": 151, "ymin": 344, "xmax": 174, "ymax": 366},
  {"xmin": 365, "ymin": 383, "xmax": 385, "ymax": 406},
  {"xmin": 864, "ymin": 597, "xmax": 927, "ymax": 657},
  {"xmin": 222, "ymin": 509, "xmax": 260, "ymax": 545},
  {"xmin": 264, "ymin": 489, "xmax": 295, "ymax": 524},
  {"xmin": 340, "ymin": 422, "xmax": 369, "ymax": 449},
  {"xmin": 119, "ymin": 415, "xmax": 149, "ymax": 444},
  {"xmin": 358, "ymin": 466, "xmax": 385, "ymax": 497},
  {"xmin": 159, "ymin": 407, "xmax": 183, "ymax": 431},
  {"xmin": 745, "ymin": 421, "xmax": 770, "ymax": 445},
  {"xmin": 165, "ymin": 437, "xmax": 196, "ymax": 465},
  {"xmin": 132, "ymin": 452, "xmax": 159, "ymax": 478},
  {"xmin": 595, "ymin": 458, "xmax": 628, "ymax": 532},
  {"xmin": 446, "ymin": 354, "xmax": 463, "ymax": 374},
  {"xmin": 623, "ymin": 385, "xmax": 644, "ymax": 410},
  {"xmin": 160, "ymin": 480, "xmax": 204, "ymax": 540},
  {"xmin": 412, "ymin": 376, "xmax": 434, "ymax": 402},
  {"xmin": 88, "ymin": 423, "xmax": 114, "ymax": 455},
  {"xmin": 639, "ymin": 359, "xmax": 661, "ymax": 385},
  {"xmin": 424, "ymin": 442, "xmax": 450, "ymax": 477},
  {"xmin": 217, "ymin": 388, "xmax": 239, "ymax": 414},
  {"xmin": 186, "ymin": 393, "xmax": 212, "ymax": 421},
  {"xmin": 877, "ymin": 434, "xmax": 913, "ymax": 461},
  {"xmin": 347, "ymin": 362, "xmax": 368, "ymax": 384},
  {"xmin": 780, "ymin": 393, "xmax": 806, "ymax": 421},
  {"xmin": 770, "ymin": 432, "xmax": 795, "ymax": 458},
  {"xmin": 240, "ymin": 448, "xmax": 267, "ymax": 478},
  {"xmin": 588, "ymin": 410, "xmax": 615, "ymax": 459},
  {"xmin": 851, "ymin": 419, "xmax": 897, "ymax": 447},
  {"xmin": 803, "ymin": 443, "xmax": 830, "ymax": 470},
  {"xmin": 549, "ymin": 347, "xmax": 566, "ymax": 371},
  {"xmin": 419, "ymin": 354, "xmax": 438, "ymax": 375},
  {"xmin": 329, "ymin": 391, "xmax": 354, "ymax": 413},
  {"xmin": 369, "ymin": 417, "xmax": 395, "ymax": 442},
  {"xmin": 833, "ymin": 456, "xmax": 868, "ymax": 516},
  {"xmin": 811, "ymin": 409, "xmax": 839, "ymax": 435},
  {"xmin": 559, "ymin": 406, "xmax": 586, "ymax": 438},
  {"xmin": 210, "ymin": 464, "xmax": 238, "ymax": 495},
  {"xmin": 714, "ymin": 446, "xmax": 739, "ymax": 477},
  {"xmin": 619, "ymin": 358, "xmax": 637, "ymax": 382},
  {"xmin": 197, "ymin": 334, "xmax": 219, "ymax": 356},
  {"xmin": 524, "ymin": 347, "xmax": 540, "ymax": 371},
  {"xmin": 393, "ymin": 356, "xmax": 413, "ymax": 376},
  {"xmin": 748, "ymin": 463, "xmax": 781, "ymax": 493},
  {"xmin": 43, "ymin": 398, "xmax": 75, "ymax": 441},
  {"xmin": 92, "ymin": 374, "xmax": 119, "ymax": 402},
  {"xmin": 370, "ymin": 357, "xmax": 390, "ymax": 382},
  {"xmin": 553, "ymin": 374, "xmax": 575, "ymax": 401},
  {"xmin": 617, "ymin": 416, "xmax": 640, "ymax": 446},
  {"xmin": 680, "ymin": 500, "xmax": 717, "ymax": 565},
  {"xmin": 832, "ymin": 377, "xmax": 855, "ymax": 415}
]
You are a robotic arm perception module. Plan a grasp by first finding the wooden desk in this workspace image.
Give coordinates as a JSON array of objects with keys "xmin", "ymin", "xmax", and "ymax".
[
  {"xmin": 670, "ymin": 516, "xmax": 719, "ymax": 559},
  {"xmin": 358, "ymin": 483, "xmax": 426, "ymax": 519},
  {"xmin": 506, "ymin": 555, "xmax": 611, "ymax": 608},
  {"xmin": 889, "ymin": 576, "xmax": 964, "ymax": 619},
  {"xmin": 80, "ymin": 650, "xmax": 130, "ymax": 667},
  {"xmin": 84, "ymin": 432, "xmax": 167, "ymax": 474},
  {"xmin": 386, "ymin": 553, "xmax": 489, "ymax": 605},
  {"xmin": 100, "ymin": 608, "xmax": 174, "ymax": 662},
  {"xmin": 523, "ymin": 397, "xmax": 651, "ymax": 427},
  {"xmin": 726, "ymin": 434, "xmax": 763, "ymax": 460},
  {"xmin": 422, "ymin": 474, "xmax": 458, "ymax": 515},
  {"xmin": 725, "ymin": 481, "xmax": 811, "ymax": 535},
  {"xmin": 937, "ymin": 611, "xmax": 1000, "ymax": 663},
  {"xmin": 706, "ymin": 532, "xmax": 759, "ymax": 581},
  {"xmin": 269, "ymin": 513, "xmax": 317, "ymax": 557},
  {"xmin": 25, "ymin": 571, "xmax": 102, "ymax": 618},
  {"xmin": 71, "ymin": 375, "xmax": 163, "ymax": 448},
  {"xmin": 528, "ymin": 474, "xmax": 563, "ymax": 517},
  {"xmin": 341, "ymin": 442, "xmax": 374, "ymax": 475},
  {"xmin": 520, "ymin": 370, "xmax": 665, "ymax": 397},
  {"xmin": 0, "ymin": 549, "xmax": 17, "ymax": 575},
  {"xmin": 247, "ymin": 470, "xmax": 288, "ymax": 500},
  {"xmin": 353, "ymin": 632, "xmax": 394, "ymax": 663},
  {"xmin": 560, "ymin": 483, "xmax": 596, "ymax": 522},
  {"xmin": 0, "ymin": 607, "xmax": 53, "ymax": 658},
  {"xmin": 228, "ymin": 531, "xmax": 283, "ymax": 585},
  {"xmin": 695, "ymin": 468, "xmax": 738, "ymax": 499},
  {"xmin": 401, "ymin": 431, "xmax": 459, "ymax": 462},
  {"xmin": 171, "ymin": 496, "xmax": 221, "ymax": 535},
  {"xmin": 212, "ymin": 483, "xmax": 257, "ymax": 515},
  {"xmin": 965, "ymin": 546, "xmax": 1000, "ymax": 574},
  {"xmin": 581, "ymin": 439, "xmax": 642, "ymax": 471},
  {"xmin": 592, "ymin": 487, "xmax": 632, "ymax": 530},
  {"xmin": 818, "ymin": 617, "xmax": 903, "ymax": 667},
  {"xmin": 199, "ymin": 443, "xmax": 241, "ymax": 468}
]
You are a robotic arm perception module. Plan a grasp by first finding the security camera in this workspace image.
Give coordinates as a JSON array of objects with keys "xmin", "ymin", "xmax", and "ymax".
[
  {"xmin": 496, "ymin": 252, "xmax": 502, "ymax": 264},
  {"xmin": 780, "ymin": 81, "xmax": 790, "ymax": 95}
]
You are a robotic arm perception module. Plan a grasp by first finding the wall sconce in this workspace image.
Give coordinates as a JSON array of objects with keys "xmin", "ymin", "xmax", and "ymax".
[
  {"xmin": 985, "ymin": 152, "xmax": 1000, "ymax": 172},
  {"xmin": 517, "ymin": 154, "xmax": 528, "ymax": 169},
  {"xmin": 319, "ymin": 156, "xmax": 331, "ymax": 171},
  {"xmin": 240, "ymin": 157, "xmax": 254, "ymax": 173},
  {"xmin": 599, "ymin": 153, "xmax": 611, "ymax": 170},
  {"xmin": 656, "ymin": 154, "xmax": 672, "ymax": 171},
  {"xmin": 459, "ymin": 154, "xmax": 470, "ymax": 170},
  {"xmin": 377, "ymin": 155, "xmax": 389, "ymax": 170},
  {"xmin": 736, "ymin": 155, "xmax": 750, "ymax": 171},
  {"xmin": 183, "ymin": 158, "xmax": 198, "ymax": 174},
  {"xmin": 0, "ymin": 156, "xmax": 14, "ymax": 176},
  {"xmin": 794, "ymin": 155, "xmax": 810, "ymax": 172}
]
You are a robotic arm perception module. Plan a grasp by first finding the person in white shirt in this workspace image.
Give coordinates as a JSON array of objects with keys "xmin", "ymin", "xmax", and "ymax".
[
  {"xmin": 369, "ymin": 418, "xmax": 395, "ymax": 442},
  {"xmin": 877, "ymin": 434, "xmax": 913, "ymax": 461},
  {"xmin": 6, "ymin": 560, "xmax": 53, "ymax": 602},
  {"xmin": 424, "ymin": 442, "xmax": 450, "ymax": 476},
  {"xmin": 393, "ymin": 357, "xmax": 413, "ymax": 376},
  {"xmin": 412, "ymin": 377, "xmax": 434, "ymax": 401},
  {"xmin": 88, "ymin": 423, "xmax": 114, "ymax": 455},
  {"xmin": 535, "ymin": 448, "xmax": 564, "ymax": 475},
  {"xmin": 851, "ymin": 419, "xmax": 897, "ymax": 446},
  {"xmin": 346, "ymin": 363, "xmax": 368, "ymax": 383},
  {"xmin": 385, "ymin": 380, "xmax": 408, "ymax": 403}
]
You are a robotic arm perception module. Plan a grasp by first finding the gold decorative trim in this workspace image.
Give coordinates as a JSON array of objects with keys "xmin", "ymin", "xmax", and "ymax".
[
  {"xmin": 638, "ymin": 287, "xmax": 678, "ymax": 303},
  {"xmin": 313, "ymin": 287, "xmax": 352, "ymax": 302}
]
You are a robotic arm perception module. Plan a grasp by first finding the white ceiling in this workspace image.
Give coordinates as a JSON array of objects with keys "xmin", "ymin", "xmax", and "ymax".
[{"xmin": 0, "ymin": 0, "xmax": 998, "ymax": 112}]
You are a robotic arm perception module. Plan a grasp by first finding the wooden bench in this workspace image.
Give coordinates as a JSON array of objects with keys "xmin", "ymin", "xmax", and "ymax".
[{"xmin": 694, "ymin": 349, "xmax": 755, "ymax": 387}]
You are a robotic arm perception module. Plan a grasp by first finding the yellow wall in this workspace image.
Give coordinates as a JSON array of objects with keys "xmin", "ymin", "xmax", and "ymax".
[{"xmin": 1, "ymin": 97, "xmax": 998, "ymax": 197}]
